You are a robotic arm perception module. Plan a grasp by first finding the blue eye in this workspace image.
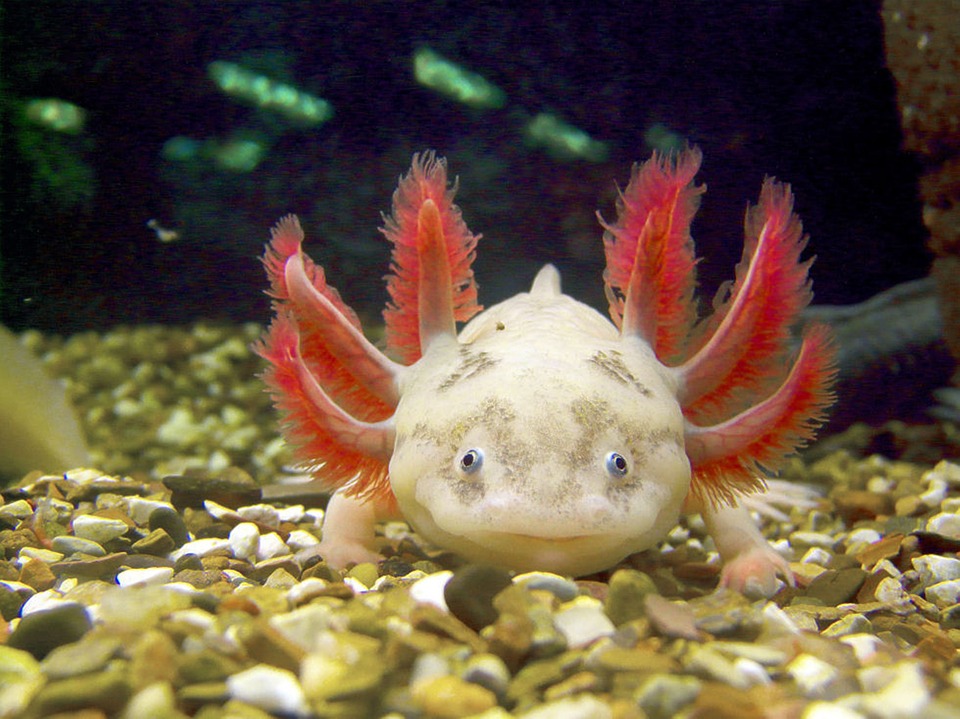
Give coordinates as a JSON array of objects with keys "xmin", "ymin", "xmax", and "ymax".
[
  {"xmin": 459, "ymin": 449, "xmax": 484, "ymax": 474},
  {"xmin": 605, "ymin": 452, "xmax": 628, "ymax": 478}
]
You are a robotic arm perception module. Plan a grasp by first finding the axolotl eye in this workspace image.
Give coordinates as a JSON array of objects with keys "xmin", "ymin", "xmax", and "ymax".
[
  {"xmin": 605, "ymin": 451, "xmax": 629, "ymax": 478},
  {"xmin": 458, "ymin": 448, "xmax": 484, "ymax": 474}
]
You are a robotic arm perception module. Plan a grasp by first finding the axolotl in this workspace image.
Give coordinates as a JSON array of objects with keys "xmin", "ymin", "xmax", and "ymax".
[{"xmin": 256, "ymin": 149, "xmax": 836, "ymax": 596}]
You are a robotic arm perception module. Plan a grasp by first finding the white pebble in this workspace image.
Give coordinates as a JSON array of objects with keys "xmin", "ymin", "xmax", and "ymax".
[
  {"xmin": 803, "ymin": 702, "xmax": 865, "ymax": 719},
  {"xmin": 238, "ymin": 503, "xmax": 280, "ymax": 527},
  {"xmin": 123, "ymin": 498, "xmax": 174, "ymax": 525},
  {"xmin": 924, "ymin": 579, "xmax": 960, "ymax": 608},
  {"xmin": 342, "ymin": 577, "xmax": 367, "ymax": 594},
  {"xmin": 918, "ymin": 477, "xmax": 948, "ymax": 508},
  {"xmin": 117, "ymin": 567, "xmax": 174, "ymax": 588},
  {"xmin": 255, "ymin": 532, "xmax": 290, "ymax": 561},
  {"xmin": 277, "ymin": 505, "xmax": 306, "ymax": 523},
  {"xmin": 733, "ymin": 657, "xmax": 771, "ymax": 686},
  {"xmin": 840, "ymin": 634, "xmax": 885, "ymax": 663},
  {"xmin": 786, "ymin": 653, "xmax": 838, "ymax": 698},
  {"xmin": 229, "ymin": 522, "xmax": 260, "ymax": 561},
  {"xmin": 285, "ymin": 577, "xmax": 329, "ymax": 606},
  {"xmin": 17, "ymin": 547, "xmax": 64, "ymax": 565},
  {"xmin": 912, "ymin": 555, "xmax": 960, "ymax": 587},
  {"xmin": 171, "ymin": 537, "xmax": 231, "ymax": 561},
  {"xmin": 20, "ymin": 593, "xmax": 84, "ymax": 618},
  {"xmin": 226, "ymin": 664, "xmax": 308, "ymax": 715},
  {"xmin": 925, "ymin": 460, "xmax": 960, "ymax": 488},
  {"xmin": 857, "ymin": 662, "xmax": 930, "ymax": 718},
  {"xmin": 286, "ymin": 529, "xmax": 320, "ymax": 551},
  {"xmin": 71, "ymin": 514, "xmax": 130, "ymax": 543},
  {"xmin": 202, "ymin": 500, "xmax": 235, "ymax": 521},
  {"xmin": 553, "ymin": 597, "xmax": 615, "ymax": 649},
  {"xmin": 874, "ymin": 577, "xmax": 911, "ymax": 606},
  {"xmin": 925, "ymin": 512, "xmax": 960, "ymax": 539},
  {"xmin": 519, "ymin": 694, "xmax": 614, "ymax": 719},
  {"xmin": 800, "ymin": 547, "xmax": 833, "ymax": 565},
  {"xmin": 269, "ymin": 603, "xmax": 337, "ymax": 653},
  {"xmin": 409, "ymin": 571, "xmax": 453, "ymax": 611},
  {"xmin": 790, "ymin": 531, "xmax": 838, "ymax": 549},
  {"xmin": 844, "ymin": 528, "xmax": 881, "ymax": 546}
]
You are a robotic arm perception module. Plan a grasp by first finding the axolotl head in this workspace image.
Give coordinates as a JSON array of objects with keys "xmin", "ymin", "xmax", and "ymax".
[{"xmin": 388, "ymin": 327, "xmax": 691, "ymax": 577}]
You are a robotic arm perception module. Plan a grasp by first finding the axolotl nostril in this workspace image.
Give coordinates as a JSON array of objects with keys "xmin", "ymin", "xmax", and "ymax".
[{"xmin": 255, "ymin": 148, "xmax": 836, "ymax": 596}]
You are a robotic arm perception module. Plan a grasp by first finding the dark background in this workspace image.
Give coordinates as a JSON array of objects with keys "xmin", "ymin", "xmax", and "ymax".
[{"xmin": 1, "ymin": 1, "xmax": 927, "ymax": 333}]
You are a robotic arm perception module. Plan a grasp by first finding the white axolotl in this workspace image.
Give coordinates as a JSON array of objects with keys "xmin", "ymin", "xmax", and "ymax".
[{"xmin": 256, "ymin": 148, "xmax": 835, "ymax": 596}]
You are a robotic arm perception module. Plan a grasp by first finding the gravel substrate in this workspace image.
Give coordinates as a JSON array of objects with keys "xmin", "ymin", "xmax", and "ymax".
[{"xmin": 2, "ymin": 324, "xmax": 960, "ymax": 718}]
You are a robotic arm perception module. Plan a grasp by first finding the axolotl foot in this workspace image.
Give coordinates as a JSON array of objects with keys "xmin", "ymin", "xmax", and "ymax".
[
  {"xmin": 702, "ymin": 499, "xmax": 794, "ymax": 599},
  {"xmin": 316, "ymin": 489, "xmax": 385, "ymax": 569}
]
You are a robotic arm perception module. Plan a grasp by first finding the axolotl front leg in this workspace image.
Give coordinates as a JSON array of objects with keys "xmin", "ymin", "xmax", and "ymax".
[
  {"xmin": 317, "ymin": 490, "xmax": 395, "ymax": 568},
  {"xmin": 694, "ymin": 498, "xmax": 793, "ymax": 597}
]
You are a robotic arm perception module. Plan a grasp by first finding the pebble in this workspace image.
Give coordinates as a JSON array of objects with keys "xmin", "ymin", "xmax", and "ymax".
[
  {"xmin": 18, "ymin": 547, "xmax": 64, "ymax": 564},
  {"xmin": 130, "ymin": 528, "xmax": 176, "ymax": 555},
  {"xmin": 805, "ymin": 567, "xmax": 868, "ymax": 605},
  {"xmin": 553, "ymin": 597, "xmax": 615, "ymax": 648},
  {"xmin": 856, "ymin": 662, "xmax": 930, "ymax": 718},
  {"xmin": 228, "ymin": 521, "xmax": 260, "ymax": 560},
  {"xmin": 148, "ymin": 506, "xmax": 190, "ymax": 546},
  {"xmin": 116, "ymin": 567, "xmax": 175, "ymax": 587},
  {"xmin": 912, "ymin": 554, "xmax": 960, "ymax": 587},
  {"xmin": 444, "ymin": 564, "xmax": 513, "ymax": 631},
  {"xmin": 8, "ymin": 602, "xmax": 93, "ymax": 659},
  {"xmin": 0, "ymin": 499, "xmax": 35, "ymax": 520},
  {"xmin": 514, "ymin": 571, "xmax": 579, "ymax": 601},
  {"xmin": 821, "ymin": 613, "xmax": 872, "ymax": 637},
  {"xmin": 925, "ymin": 512, "xmax": 960, "ymax": 539},
  {"xmin": 633, "ymin": 674, "xmax": 701, "ymax": 718},
  {"xmin": 170, "ymin": 537, "xmax": 231, "ymax": 561},
  {"xmin": 411, "ymin": 674, "xmax": 498, "ymax": 718},
  {"xmin": 603, "ymin": 568, "xmax": 658, "ymax": 626},
  {"xmin": 924, "ymin": 579, "xmax": 960, "ymax": 608},
  {"xmin": 410, "ymin": 570, "xmax": 453, "ymax": 610},
  {"xmin": 255, "ymin": 531, "xmax": 291, "ymax": 561},
  {"xmin": 787, "ymin": 653, "xmax": 839, "ymax": 698},
  {"xmin": 71, "ymin": 514, "xmax": 130, "ymax": 543},
  {"xmin": 51, "ymin": 535, "xmax": 106, "ymax": 557}
]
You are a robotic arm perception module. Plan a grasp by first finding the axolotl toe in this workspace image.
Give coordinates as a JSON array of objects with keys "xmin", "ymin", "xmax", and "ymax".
[{"xmin": 256, "ymin": 149, "xmax": 836, "ymax": 594}]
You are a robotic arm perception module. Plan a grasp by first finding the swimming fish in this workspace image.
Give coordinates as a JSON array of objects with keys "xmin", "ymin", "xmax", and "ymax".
[{"xmin": 256, "ymin": 149, "xmax": 836, "ymax": 596}]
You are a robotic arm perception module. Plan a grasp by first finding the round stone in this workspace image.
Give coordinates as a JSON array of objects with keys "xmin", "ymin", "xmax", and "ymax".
[
  {"xmin": 148, "ymin": 506, "xmax": 190, "ymax": 547},
  {"xmin": 444, "ymin": 565, "xmax": 513, "ymax": 631},
  {"xmin": 51, "ymin": 536, "xmax": 106, "ymax": 557},
  {"xmin": 7, "ymin": 602, "xmax": 92, "ymax": 659}
]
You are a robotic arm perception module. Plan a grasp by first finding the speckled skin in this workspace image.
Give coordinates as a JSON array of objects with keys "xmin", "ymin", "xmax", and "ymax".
[{"xmin": 390, "ymin": 265, "xmax": 691, "ymax": 575}]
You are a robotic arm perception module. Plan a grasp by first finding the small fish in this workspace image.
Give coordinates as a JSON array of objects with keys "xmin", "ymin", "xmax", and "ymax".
[{"xmin": 256, "ymin": 149, "xmax": 835, "ymax": 596}]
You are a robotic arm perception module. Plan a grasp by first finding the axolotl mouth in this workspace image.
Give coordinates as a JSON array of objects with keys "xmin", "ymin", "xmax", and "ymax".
[{"xmin": 421, "ymin": 524, "xmax": 649, "ymax": 576}]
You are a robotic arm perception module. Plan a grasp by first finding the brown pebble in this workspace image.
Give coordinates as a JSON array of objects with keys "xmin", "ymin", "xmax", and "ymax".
[
  {"xmin": 173, "ymin": 568, "xmax": 226, "ymax": 588},
  {"xmin": 855, "ymin": 533, "xmax": 905, "ymax": 568},
  {"xmin": 130, "ymin": 528, "xmax": 176, "ymax": 556},
  {"xmin": 248, "ymin": 556, "xmax": 302, "ymax": 583},
  {"xmin": 19, "ymin": 557, "xmax": 57, "ymax": 591},
  {"xmin": 50, "ymin": 552, "xmax": 127, "ymax": 579},
  {"xmin": 834, "ymin": 490, "xmax": 894, "ymax": 522},
  {"xmin": 805, "ymin": 567, "xmax": 868, "ymax": 606},
  {"xmin": 238, "ymin": 620, "xmax": 307, "ymax": 673}
]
